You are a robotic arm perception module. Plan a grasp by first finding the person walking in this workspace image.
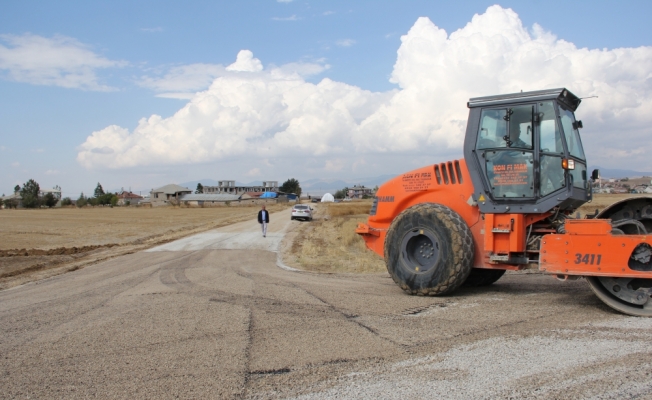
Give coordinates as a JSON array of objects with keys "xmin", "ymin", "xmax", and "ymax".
[{"xmin": 257, "ymin": 204, "xmax": 270, "ymax": 237}]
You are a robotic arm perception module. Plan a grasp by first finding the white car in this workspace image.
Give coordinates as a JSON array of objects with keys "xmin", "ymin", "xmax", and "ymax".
[{"xmin": 291, "ymin": 204, "xmax": 313, "ymax": 221}]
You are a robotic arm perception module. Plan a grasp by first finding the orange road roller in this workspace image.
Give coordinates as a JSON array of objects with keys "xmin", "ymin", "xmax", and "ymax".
[{"xmin": 356, "ymin": 88, "xmax": 652, "ymax": 316}]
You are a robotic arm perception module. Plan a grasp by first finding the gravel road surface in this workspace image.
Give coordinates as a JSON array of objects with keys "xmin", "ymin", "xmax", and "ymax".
[{"xmin": 2, "ymin": 207, "xmax": 652, "ymax": 399}]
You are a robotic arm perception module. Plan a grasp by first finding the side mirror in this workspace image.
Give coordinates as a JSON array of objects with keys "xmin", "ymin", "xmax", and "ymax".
[
  {"xmin": 572, "ymin": 120, "xmax": 583, "ymax": 130},
  {"xmin": 591, "ymin": 169, "xmax": 600, "ymax": 180}
]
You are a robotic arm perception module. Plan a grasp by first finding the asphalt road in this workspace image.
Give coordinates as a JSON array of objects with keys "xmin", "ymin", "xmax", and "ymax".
[{"xmin": 2, "ymin": 207, "xmax": 652, "ymax": 399}]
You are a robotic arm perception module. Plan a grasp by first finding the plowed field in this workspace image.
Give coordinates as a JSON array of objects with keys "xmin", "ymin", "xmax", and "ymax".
[{"xmin": 0, "ymin": 204, "xmax": 289, "ymax": 289}]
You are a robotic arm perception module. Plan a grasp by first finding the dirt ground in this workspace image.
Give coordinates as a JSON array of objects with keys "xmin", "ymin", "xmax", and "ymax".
[
  {"xmin": 0, "ymin": 197, "xmax": 652, "ymax": 400},
  {"xmin": 0, "ymin": 204, "xmax": 290, "ymax": 290},
  {"xmin": 1, "ymin": 207, "xmax": 651, "ymax": 398},
  {"xmin": 0, "ymin": 194, "xmax": 647, "ymax": 291}
]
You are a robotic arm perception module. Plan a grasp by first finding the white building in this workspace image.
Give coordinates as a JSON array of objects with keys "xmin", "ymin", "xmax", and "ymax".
[{"xmin": 204, "ymin": 180, "xmax": 278, "ymax": 195}]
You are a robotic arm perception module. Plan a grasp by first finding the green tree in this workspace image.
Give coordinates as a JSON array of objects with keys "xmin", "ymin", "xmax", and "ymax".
[
  {"xmin": 94, "ymin": 182, "xmax": 105, "ymax": 198},
  {"xmin": 334, "ymin": 187, "xmax": 349, "ymax": 199},
  {"xmin": 13, "ymin": 185, "xmax": 20, "ymax": 194},
  {"xmin": 43, "ymin": 192, "xmax": 57, "ymax": 208},
  {"xmin": 61, "ymin": 197, "xmax": 73, "ymax": 206},
  {"xmin": 77, "ymin": 192, "xmax": 87, "ymax": 208},
  {"xmin": 20, "ymin": 179, "xmax": 40, "ymax": 208},
  {"xmin": 110, "ymin": 195, "xmax": 119, "ymax": 207},
  {"xmin": 97, "ymin": 193, "xmax": 113, "ymax": 205},
  {"xmin": 3, "ymin": 198, "xmax": 18, "ymax": 209},
  {"xmin": 280, "ymin": 178, "xmax": 302, "ymax": 197},
  {"xmin": 195, "ymin": 183, "xmax": 204, "ymax": 194}
]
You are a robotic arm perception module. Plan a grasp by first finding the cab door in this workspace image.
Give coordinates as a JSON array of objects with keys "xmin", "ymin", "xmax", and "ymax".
[
  {"xmin": 537, "ymin": 101, "xmax": 566, "ymax": 197},
  {"xmin": 475, "ymin": 104, "xmax": 535, "ymax": 200}
]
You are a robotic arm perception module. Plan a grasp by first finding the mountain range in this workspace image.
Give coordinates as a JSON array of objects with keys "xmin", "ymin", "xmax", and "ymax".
[{"xmin": 591, "ymin": 166, "xmax": 652, "ymax": 179}]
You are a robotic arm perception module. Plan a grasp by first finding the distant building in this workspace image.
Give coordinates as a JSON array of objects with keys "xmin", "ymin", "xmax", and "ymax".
[
  {"xmin": 179, "ymin": 193, "xmax": 240, "ymax": 207},
  {"xmin": 347, "ymin": 185, "xmax": 374, "ymax": 199},
  {"xmin": 150, "ymin": 184, "xmax": 192, "ymax": 207},
  {"xmin": 240, "ymin": 192, "xmax": 264, "ymax": 199},
  {"xmin": 204, "ymin": 180, "xmax": 278, "ymax": 195},
  {"xmin": 116, "ymin": 190, "xmax": 144, "ymax": 206},
  {"xmin": 0, "ymin": 193, "xmax": 21, "ymax": 208},
  {"xmin": 1, "ymin": 187, "xmax": 62, "ymax": 208},
  {"xmin": 39, "ymin": 188, "xmax": 62, "ymax": 200}
]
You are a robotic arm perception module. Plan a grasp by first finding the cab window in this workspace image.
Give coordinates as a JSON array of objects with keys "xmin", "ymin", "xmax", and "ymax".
[
  {"xmin": 539, "ymin": 101, "xmax": 565, "ymax": 196},
  {"xmin": 476, "ymin": 105, "xmax": 533, "ymax": 150},
  {"xmin": 476, "ymin": 109, "xmax": 507, "ymax": 149},
  {"xmin": 539, "ymin": 102, "xmax": 563, "ymax": 154},
  {"xmin": 559, "ymin": 107, "xmax": 585, "ymax": 160},
  {"xmin": 485, "ymin": 151, "xmax": 534, "ymax": 198},
  {"xmin": 570, "ymin": 163, "xmax": 587, "ymax": 189},
  {"xmin": 507, "ymin": 105, "xmax": 533, "ymax": 149}
]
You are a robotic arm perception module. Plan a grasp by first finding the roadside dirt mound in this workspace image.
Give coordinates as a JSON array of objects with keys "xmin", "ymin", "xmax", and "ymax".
[{"xmin": 0, "ymin": 244, "xmax": 120, "ymax": 257}]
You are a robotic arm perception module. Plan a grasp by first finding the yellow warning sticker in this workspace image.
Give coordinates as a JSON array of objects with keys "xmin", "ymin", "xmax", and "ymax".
[{"xmin": 478, "ymin": 194, "xmax": 485, "ymax": 201}]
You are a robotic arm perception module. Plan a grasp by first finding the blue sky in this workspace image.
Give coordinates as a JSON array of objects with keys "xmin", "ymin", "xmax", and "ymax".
[{"xmin": 1, "ymin": 1, "xmax": 652, "ymax": 198}]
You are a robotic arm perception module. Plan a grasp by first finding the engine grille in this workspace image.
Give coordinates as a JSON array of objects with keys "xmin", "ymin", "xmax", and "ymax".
[{"xmin": 434, "ymin": 160, "xmax": 464, "ymax": 185}]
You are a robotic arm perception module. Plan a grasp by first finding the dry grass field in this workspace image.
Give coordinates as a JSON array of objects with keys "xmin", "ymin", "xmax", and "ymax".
[
  {"xmin": 577, "ymin": 193, "xmax": 645, "ymax": 217},
  {"xmin": 0, "ymin": 203, "xmax": 290, "ymax": 289},
  {"xmin": 284, "ymin": 201, "xmax": 386, "ymax": 274},
  {"xmin": 286, "ymin": 194, "xmax": 652, "ymax": 274}
]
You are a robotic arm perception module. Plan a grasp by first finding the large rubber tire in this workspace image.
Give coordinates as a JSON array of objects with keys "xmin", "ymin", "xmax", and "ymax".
[
  {"xmin": 463, "ymin": 268, "xmax": 506, "ymax": 287},
  {"xmin": 384, "ymin": 203, "xmax": 474, "ymax": 296}
]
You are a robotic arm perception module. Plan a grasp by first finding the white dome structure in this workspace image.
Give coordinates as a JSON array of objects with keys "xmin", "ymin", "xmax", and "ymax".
[{"xmin": 320, "ymin": 193, "xmax": 335, "ymax": 202}]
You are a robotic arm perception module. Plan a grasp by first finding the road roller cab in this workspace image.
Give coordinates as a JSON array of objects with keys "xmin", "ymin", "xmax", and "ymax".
[
  {"xmin": 464, "ymin": 88, "xmax": 591, "ymax": 214},
  {"xmin": 357, "ymin": 88, "xmax": 652, "ymax": 316}
]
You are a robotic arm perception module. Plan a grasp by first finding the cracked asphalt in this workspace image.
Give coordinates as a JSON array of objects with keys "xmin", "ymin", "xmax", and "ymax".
[{"xmin": 2, "ymin": 207, "xmax": 652, "ymax": 399}]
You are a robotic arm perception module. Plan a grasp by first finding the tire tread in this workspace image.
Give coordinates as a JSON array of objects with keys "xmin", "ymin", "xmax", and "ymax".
[{"xmin": 384, "ymin": 203, "xmax": 474, "ymax": 296}]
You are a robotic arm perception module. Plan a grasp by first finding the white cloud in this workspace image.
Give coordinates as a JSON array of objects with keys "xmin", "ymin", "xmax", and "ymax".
[
  {"xmin": 246, "ymin": 168, "xmax": 261, "ymax": 177},
  {"xmin": 138, "ymin": 51, "xmax": 328, "ymax": 98},
  {"xmin": 225, "ymin": 50, "xmax": 263, "ymax": 72},
  {"xmin": 141, "ymin": 27, "xmax": 163, "ymax": 33},
  {"xmin": 0, "ymin": 33, "xmax": 126, "ymax": 90},
  {"xmin": 139, "ymin": 63, "xmax": 226, "ymax": 94},
  {"xmin": 324, "ymin": 159, "xmax": 345, "ymax": 172},
  {"xmin": 45, "ymin": 169, "xmax": 59, "ymax": 175},
  {"xmin": 272, "ymin": 15, "xmax": 300, "ymax": 21},
  {"xmin": 270, "ymin": 60, "xmax": 330, "ymax": 77},
  {"xmin": 155, "ymin": 92, "xmax": 196, "ymax": 100},
  {"xmin": 11, "ymin": 162, "xmax": 19, "ymax": 167},
  {"xmin": 77, "ymin": 5, "xmax": 652, "ymax": 175},
  {"xmin": 323, "ymin": 11, "xmax": 335, "ymax": 16},
  {"xmin": 277, "ymin": 0, "xmax": 294, "ymax": 3},
  {"xmin": 336, "ymin": 39, "xmax": 356, "ymax": 47}
]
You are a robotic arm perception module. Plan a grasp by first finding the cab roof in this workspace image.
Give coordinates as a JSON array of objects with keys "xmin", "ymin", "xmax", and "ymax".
[{"xmin": 467, "ymin": 88, "xmax": 581, "ymax": 111}]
